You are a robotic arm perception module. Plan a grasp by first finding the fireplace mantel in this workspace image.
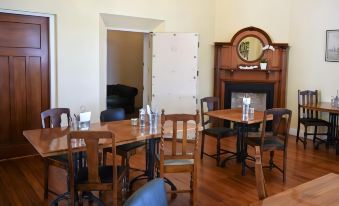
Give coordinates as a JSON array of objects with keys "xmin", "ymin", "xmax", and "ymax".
[{"xmin": 214, "ymin": 27, "xmax": 289, "ymax": 109}]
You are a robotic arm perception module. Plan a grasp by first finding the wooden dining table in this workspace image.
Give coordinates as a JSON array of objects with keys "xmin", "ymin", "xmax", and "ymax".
[
  {"xmin": 250, "ymin": 173, "xmax": 339, "ymax": 206},
  {"xmin": 206, "ymin": 108, "xmax": 272, "ymax": 175},
  {"xmin": 23, "ymin": 120, "xmax": 200, "ymax": 204},
  {"xmin": 301, "ymin": 102, "xmax": 339, "ymax": 153}
]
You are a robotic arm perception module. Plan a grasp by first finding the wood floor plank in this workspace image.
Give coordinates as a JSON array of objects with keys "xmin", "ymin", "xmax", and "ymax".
[{"xmin": 1, "ymin": 135, "xmax": 339, "ymax": 205}]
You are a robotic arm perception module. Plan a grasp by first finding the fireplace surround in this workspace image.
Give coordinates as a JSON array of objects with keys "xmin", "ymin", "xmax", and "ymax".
[{"xmin": 213, "ymin": 27, "xmax": 288, "ymax": 109}]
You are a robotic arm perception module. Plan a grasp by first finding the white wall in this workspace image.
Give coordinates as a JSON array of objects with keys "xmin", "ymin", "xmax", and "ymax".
[
  {"xmin": 0, "ymin": 0, "xmax": 216, "ymax": 122},
  {"xmin": 287, "ymin": 0, "xmax": 339, "ymax": 128},
  {"xmin": 214, "ymin": 0, "xmax": 291, "ymax": 43},
  {"xmin": 107, "ymin": 30, "xmax": 143, "ymax": 108}
]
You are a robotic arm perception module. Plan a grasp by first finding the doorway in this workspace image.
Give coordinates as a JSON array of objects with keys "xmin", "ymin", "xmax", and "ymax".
[{"xmin": 106, "ymin": 30, "xmax": 145, "ymax": 116}]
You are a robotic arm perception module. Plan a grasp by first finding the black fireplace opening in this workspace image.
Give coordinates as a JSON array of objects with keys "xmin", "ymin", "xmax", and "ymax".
[{"xmin": 224, "ymin": 82, "xmax": 274, "ymax": 130}]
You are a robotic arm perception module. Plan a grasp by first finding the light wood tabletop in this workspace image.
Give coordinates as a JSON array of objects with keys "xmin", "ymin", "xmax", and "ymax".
[
  {"xmin": 23, "ymin": 120, "xmax": 200, "ymax": 158},
  {"xmin": 250, "ymin": 173, "xmax": 339, "ymax": 206},
  {"xmin": 301, "ymin": 102, "xmax": 339, "ymax": 114},
  {"xmin": 206, "ymin": 108, "xmax": 271, "ymax": 125}
]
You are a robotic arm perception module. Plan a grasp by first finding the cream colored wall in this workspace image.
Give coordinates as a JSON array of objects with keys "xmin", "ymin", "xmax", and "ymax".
[
  {"xmin": 0, "ymin": 0, "xmax": 216, "ymax": 122},
  {"xmin": 287, "ymin": 0, "xmax": 339, "ymax": 130},
  {"xmin": 107, "ymin": 30, "xmax": 143, "ymax": 108},
  {"xmin": 214, "ymin": 0, "xmax": 291, "ymax": 42}
]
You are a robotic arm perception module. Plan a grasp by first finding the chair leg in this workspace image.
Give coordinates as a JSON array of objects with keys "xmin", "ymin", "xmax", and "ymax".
[
  {"xmin": 283, "ymin": 150, "xmax": 287, "ymax": 183},
  {"xmin": 216, "ymin": 137, "xmax": 221, "ymax": 166},
  {"xmin": 313, "ymin": 126, "xmax": 318, "ymax": 143},
  {"xmin": 296, "ymin": 122, "xmax": 300, "ymax": 142},
  {"xmin": 269, "ymin": 151, "xmax": 274, "ymax": 171},
  {"xmin": 303, "ymin": 126, "xmax": 308, "ymax": 149},
  {"xmin": 200, "ymin": 133, "xmax": 205, "ymax": 159},
  {"xmin": 103, "ymin": 151, "xmax": 107, "ymax": 166},
  {"xmin": 43, "ymin": 159, "xmax": 49, "ymax": 199}
]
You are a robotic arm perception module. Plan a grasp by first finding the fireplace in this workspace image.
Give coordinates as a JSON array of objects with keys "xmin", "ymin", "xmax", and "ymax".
[
  {"xmin": 224, "ymin": 82, "xmax": 274, "ymax": 110},
  {"xmin": 224, "ymin": 82, "xmax": 274, "ymax": 130}
]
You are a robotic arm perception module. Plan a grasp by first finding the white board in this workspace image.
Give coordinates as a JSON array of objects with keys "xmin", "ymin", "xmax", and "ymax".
[{"xmin": 151, "ymin": 33, "xmax": 198, "ymax": 114}]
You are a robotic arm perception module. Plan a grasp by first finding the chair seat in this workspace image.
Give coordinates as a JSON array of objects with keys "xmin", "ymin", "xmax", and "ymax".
[
  {"xmin": 246, "ymin": 136, "xmax": 285, "ymax": 151},
  {"xmin": 48, "ymin": 154, "xmax": 68, "ymax": 163},
  {"xmin": 203, "ymin": 127, "xmax": 235, "ymax": 138},
  {"xmin": 103, "ymin": 141, "xmax": 145, "ymax": 156},
  {"xmin": 300, "ymin": 118, "xmax": 331, "ymax": 127},
  {"xmin": 77, "ymin": 165, "xmax": 126, "ymax": 184},
  {"xmin": 164, "ymin": 159, "xmax": 194, "ymax": 166}
]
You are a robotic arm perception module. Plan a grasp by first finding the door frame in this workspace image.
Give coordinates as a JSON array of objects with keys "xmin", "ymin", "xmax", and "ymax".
[
  {"xmin": 99, "ymin": 14, "xmax": 163, "ymax": 111},
  {"xmin": 0, "ymin": 9, "xmax": 57, "ymax": 108}
]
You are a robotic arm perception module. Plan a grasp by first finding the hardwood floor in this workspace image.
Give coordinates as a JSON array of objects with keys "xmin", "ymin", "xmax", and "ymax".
[{"xmin": 1, "ymin": 135, "xmax": 339, "ymax": 206}]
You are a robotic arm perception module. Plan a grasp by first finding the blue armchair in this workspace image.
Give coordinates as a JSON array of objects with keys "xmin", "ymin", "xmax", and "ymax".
[{"xmin": 124, "ymin": 178, "xmax": 168, "ymax": 206}]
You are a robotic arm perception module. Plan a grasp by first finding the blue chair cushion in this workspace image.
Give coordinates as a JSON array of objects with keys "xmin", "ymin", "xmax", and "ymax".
[{"xmin": 124, "ymin": 178, "xmax": 168, "ymax": 206}]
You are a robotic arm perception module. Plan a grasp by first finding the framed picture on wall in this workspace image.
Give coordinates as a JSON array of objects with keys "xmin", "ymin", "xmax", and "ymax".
[{"xmin": 326, "ymin": 30, "xmax": 339, "ymax": 62}]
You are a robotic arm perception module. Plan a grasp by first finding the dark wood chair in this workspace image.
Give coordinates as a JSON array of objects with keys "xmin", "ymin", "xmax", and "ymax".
[
  {"xmin": 67, "ymin": 130, "xmax": 127, "ymax": 205},
  {"xmin": 297, "ymin": 90, "xmax": 331, "ymax": 149},
  {"xmin": 244, "ymin": 108, "xmax": 292, "ymax": 182},
  {"xmin": 100, "ymin": 108, "xmax": 145, "ymax": 187},
  {"xmin": 41, "ymin": 108, "xmax": 71, "ymax": 199},
  {"xmin": 157, "ymin": 109, "xmax": 200, "ymax": 198},
  {"xmin": 200, "ymin": 97, "xmax": 236, "ymax": 166},
  {"xmin": 255, "ymin": 146, "xmax": 267, "ymax": 200}
]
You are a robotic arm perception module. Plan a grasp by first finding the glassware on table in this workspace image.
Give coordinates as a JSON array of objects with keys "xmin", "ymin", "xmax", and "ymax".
[
  {"xmin": 149, "ymin": 112, "xmax": 158, "ymax": 129},
  {"xmin": 242, "ymin": 97, "xmax": 251, "ymax": 121},
  {"xmin": 139, "ymin": 109, "xmax": 146, "ymax": 127}
]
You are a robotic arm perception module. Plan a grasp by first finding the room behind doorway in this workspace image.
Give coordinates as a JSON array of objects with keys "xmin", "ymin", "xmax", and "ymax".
[{"xmin": 107, "ymin": 30, "xmax": 144, "ymax": 115}]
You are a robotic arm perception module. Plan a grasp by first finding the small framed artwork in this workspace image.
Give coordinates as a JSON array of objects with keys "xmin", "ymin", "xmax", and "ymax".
[{"xmin": 326, "ymin": 30, "xmax": 339, "ymax": 62}]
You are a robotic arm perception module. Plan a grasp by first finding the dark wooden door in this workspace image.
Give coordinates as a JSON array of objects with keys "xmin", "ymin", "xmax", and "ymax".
[{"xmin": 0, "ymin": 12, "xmax": 50, "ymax": 159}]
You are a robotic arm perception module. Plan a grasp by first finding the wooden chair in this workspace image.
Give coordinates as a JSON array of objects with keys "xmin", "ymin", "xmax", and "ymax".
[
  {"xmin": 244, "ymin": 108, "xmax": 292, "ymax": 182},
  {"xmin": 255, "ymin": 146, "xmax": 267, "ymax": 200},
  {"xmin": 41, "ymin": 108, "xmax": 71, "ymax": 199},
  {"xmin": 200, "ymin": 97, "xmax": 236, "ymax": 166},
  {"xmin": 100, "ymin": 108, "xmax": 145, "ymax": 187},
  {"xmin": 297, "ymin": 90, "xmax": 331, "ymax": 149},
  {"xmin": 157, "ymin": 109, "xmax": 200, "ymax": 197},
  {"xmin": 67, "ymin": 131, "xmax": 127, "ymax": 205}
]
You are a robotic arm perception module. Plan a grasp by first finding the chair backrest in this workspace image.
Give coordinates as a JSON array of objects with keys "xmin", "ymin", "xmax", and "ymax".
[
  {"xmin": 100, "ymin": 108, "xmax": 125, "ymax": 122},
  {"xmin": 123, "ymin": 178, "xmax": 168, "ymax": 206},
  {"xmin": 41, "ymin": 108, "xmax": 71, "ymax": 128},
  {"xmin": 67, "ymin": 131, "xmax": 117, "ymax": 198},
  {"xmin": 260, "ymin": 108, "xmax": 292, "ymax": 150},
  {"xmin": 298, "ymin": 90, "xmax": 319, "ymax": 119},
  {"xmin": 160, "ymin": 109, "xmax": 200, "ymax": 160},
  {"xmin": 255, "ymin": 146, "xmax": 267, "ymax": 200},
  {"xmin": 200, "ymin": 97, "xmax": 220, "ymax": 129}
]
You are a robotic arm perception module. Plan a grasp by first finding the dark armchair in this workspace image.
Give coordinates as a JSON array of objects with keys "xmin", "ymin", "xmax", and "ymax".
[{"xmin": 107, "ymin": 84, "xmax": 138, "ymax": 114}]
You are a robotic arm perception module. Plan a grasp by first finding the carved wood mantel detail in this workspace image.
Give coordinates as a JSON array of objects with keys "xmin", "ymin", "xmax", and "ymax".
[{"xmin": 213, "ymin": 26, "xmax": 289, "ymax": 109}]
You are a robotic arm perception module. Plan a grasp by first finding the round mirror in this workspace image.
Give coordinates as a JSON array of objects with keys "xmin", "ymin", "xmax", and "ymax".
[{"xmin": 237, "ymin": 36, "xmax": 263, "ymax": 62}]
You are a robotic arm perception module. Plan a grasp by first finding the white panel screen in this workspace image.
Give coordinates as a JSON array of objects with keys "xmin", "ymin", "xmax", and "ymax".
[{"xmin": 151, "ymin": 33, "xmax": 198, "ymax": 114}]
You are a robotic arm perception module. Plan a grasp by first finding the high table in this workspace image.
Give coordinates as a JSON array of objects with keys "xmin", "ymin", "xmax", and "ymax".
[
  {"xmin": 206, "ymin": 108, "xmax": 272, "ymax": 175},
  {"xmin": 250, "ymin": 173, "xmax": 339, "ymax": 206},
  {"xmin": 301, "ymin": 102, "xmax": 339, "ymax": 152},
  {"xmin": 23, "ymin": 120, "xmax": 199, "ymax": 204}
]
